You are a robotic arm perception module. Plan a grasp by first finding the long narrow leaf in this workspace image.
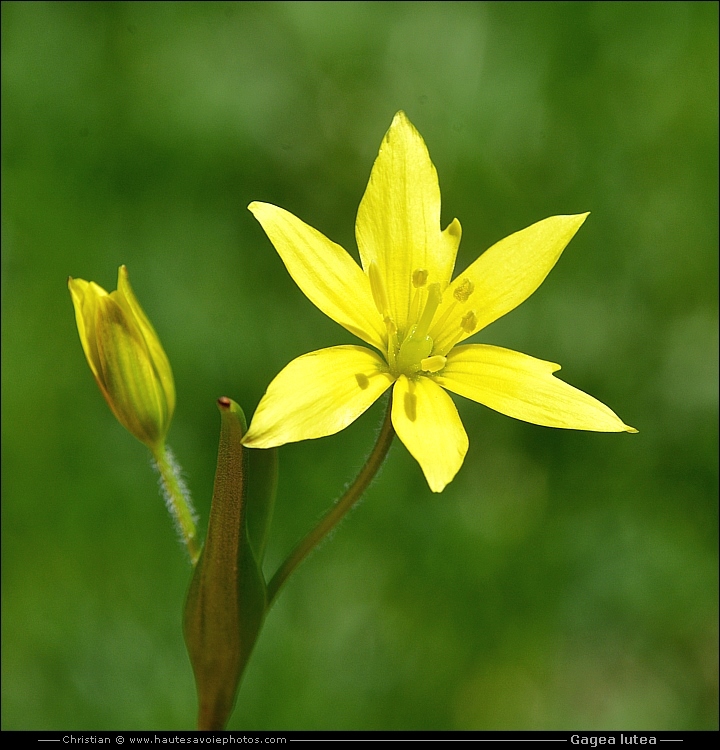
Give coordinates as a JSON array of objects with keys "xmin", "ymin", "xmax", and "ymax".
[{"xmin": 183, "ymin": 397, "xmax": 267, "ymax": 730}]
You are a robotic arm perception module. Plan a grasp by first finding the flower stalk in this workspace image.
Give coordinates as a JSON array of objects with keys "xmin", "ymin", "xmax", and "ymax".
[
  {"xmin": 266, "ymin": 397, "xmax": 395, "ymax": 606},
  {"xmin": 152, "ymin": 445, "xmax": 200, "ymax": 565}
]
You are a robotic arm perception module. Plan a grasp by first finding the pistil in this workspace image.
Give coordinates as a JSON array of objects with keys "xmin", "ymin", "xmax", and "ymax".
[
  {"xmin": 416, "ymin": 282, "xmax": 442, "ymax": 339},
  {"xmin": 367, "ymin": 264, "xmax": 453, "ymax": 377},
  {"xmin": 396, "ymin": 282, "xmax": 442, "ymax": 375}
]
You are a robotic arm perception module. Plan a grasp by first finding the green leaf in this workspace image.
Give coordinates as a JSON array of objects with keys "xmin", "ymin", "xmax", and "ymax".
[{"xmin": 183, "ymin": 397, "xmax": 267, "ymax": 731}]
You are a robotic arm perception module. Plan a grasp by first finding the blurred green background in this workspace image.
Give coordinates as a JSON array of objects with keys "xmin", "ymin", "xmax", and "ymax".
[{"xmin": 2, "ymin": 0, "xmax": 717, "ymax": 731}]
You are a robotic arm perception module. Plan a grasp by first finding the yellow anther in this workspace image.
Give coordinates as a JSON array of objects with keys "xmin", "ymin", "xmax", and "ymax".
[
  {"xmin": 435, "ymin": 309, "xmax": 480, "ymax": 357},
  {"xmin": 412, "ymin": 268, "xmax": 429, "ymax": 288},
  {"xmin": 420, "ymin": 355, "xmax": 447, "ymax": 373},
  {"xmin": 453, "ymin": 278, "xmax": 475, "ymax": 303},
  {"xmin": 460, "ymin": 310, "xmax": 477, "ymax": 333}
]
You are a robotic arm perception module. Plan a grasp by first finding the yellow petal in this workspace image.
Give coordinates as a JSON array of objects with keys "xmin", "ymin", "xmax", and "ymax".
[
  {"xmin": 115, "ymin": 265, "xmax": 175, "ymax": 418},
  {"xmin": 95, "ymin": 295, "xmax": 171, "ymax": 448},
  {"xmin": 70, "ymin": 269, "xmax": 176, "ymax": 450},
  {"xmin": 69, "ymin": 277, "xmax": 107, "ymax": 385},
  {"xmin": 249, "ymin": 202, "xmax": 386, "ymax": 350},
  {"xmin": 436, "ymin": 344, "xmax": 637, "ymax": 432},
  {"xmin": 243, "ymin": 346, "xmax": 394, "ymax": 448},
  {"xmin": 431, "ymin": 214, "xmax": 589, "ymax": 353},
  {"xmin": 356, "ymin": 112, "xmax": 459, "ymax": 334},
  {"xmin": 391, "ymin": 374, "xmax": 468, "ymax": 493}
]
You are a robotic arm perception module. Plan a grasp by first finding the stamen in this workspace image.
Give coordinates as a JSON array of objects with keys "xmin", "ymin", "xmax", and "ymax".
[
  {"xmin": 415, "ymin": 283, "xmax": 442, "ymax": 339},
  {"xmin": 453, "ymin": 278, "xmax": 475, "ymax": 303},
  {"xmin": 436, "ymin": 309, "xmax": 479, "ymax": 356},
  {"xmin": 395, "ymin": 283, "xmax": 441, "ymax": 375},
  {"xmin": 421, "ymin": 355, "xmax": 447, "ymax": 373},
  {"xmin": 430, "ymin": 280, "xmax": 476, "ymax": 345},
  {"xmin": 412, "ymin": 268, "xmax": 428, "ymax": 288},
  {"xmin": 409, "ymin": 269, "xmax": 429, "ymax": 324},
  {"xmin": 368, "ymin": 261, "xmax": 389, "ymax": 317},
  {"xmin": 384, "ymin": 316, "xmax": 399, "ymax": 372},
  {"xmin": 430, "ymin": 300, "xmax": 457, "ymax": 337},
  {"xmin": 409, "ymin": 287, "xmax": 424, "ymax": 327},
  {"xmin": 460, "ymin": 310, "xmax": 477, "ymax": 333}
]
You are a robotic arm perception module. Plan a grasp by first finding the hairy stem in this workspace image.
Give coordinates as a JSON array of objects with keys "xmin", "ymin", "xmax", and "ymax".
[{"xmin": 153, "ymin": 444, "xmax": 200, "ymax": 565}]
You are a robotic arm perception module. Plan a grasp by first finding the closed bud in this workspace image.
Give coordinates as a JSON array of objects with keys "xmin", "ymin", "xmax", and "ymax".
[{"xmin": 68, "ymin": 265, "xmax": 175, "ymax": 451}]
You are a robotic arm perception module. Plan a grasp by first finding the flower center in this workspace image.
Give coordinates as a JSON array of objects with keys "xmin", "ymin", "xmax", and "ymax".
[
  {"xmin": 367, "ymin": 264, "xmax": 444, "ymax": 377},
  {"xmin": 368, "ymin": 263, "xmax": 479, "ymax": 378},
  {"xmin": 395, "ymin": 280, "xmax": 440, "ymax": 374}
]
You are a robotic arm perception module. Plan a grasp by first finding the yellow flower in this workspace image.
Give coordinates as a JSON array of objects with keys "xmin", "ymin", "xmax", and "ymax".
[
  {"xmin": 69, "ymin": 265, "xmax": 175, "ymax": 451},
  {"xmin": 243, "ymin": 112, "xmax": 636, "ymax": 492}
]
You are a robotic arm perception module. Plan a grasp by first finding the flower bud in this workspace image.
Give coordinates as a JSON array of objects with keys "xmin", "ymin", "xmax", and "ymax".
[{"xmin": 68, "ymin": 265, "xmax": 175, "ymax": 451}]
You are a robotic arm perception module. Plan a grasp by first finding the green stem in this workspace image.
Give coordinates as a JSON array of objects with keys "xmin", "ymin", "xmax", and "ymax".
[
  {"xmin": 153, "ymin": 444, "xmax": 200, "ymax": 565},
  {"xmin": 267, "ymin": 397, "xmax": 395, "ymax": 606}
]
